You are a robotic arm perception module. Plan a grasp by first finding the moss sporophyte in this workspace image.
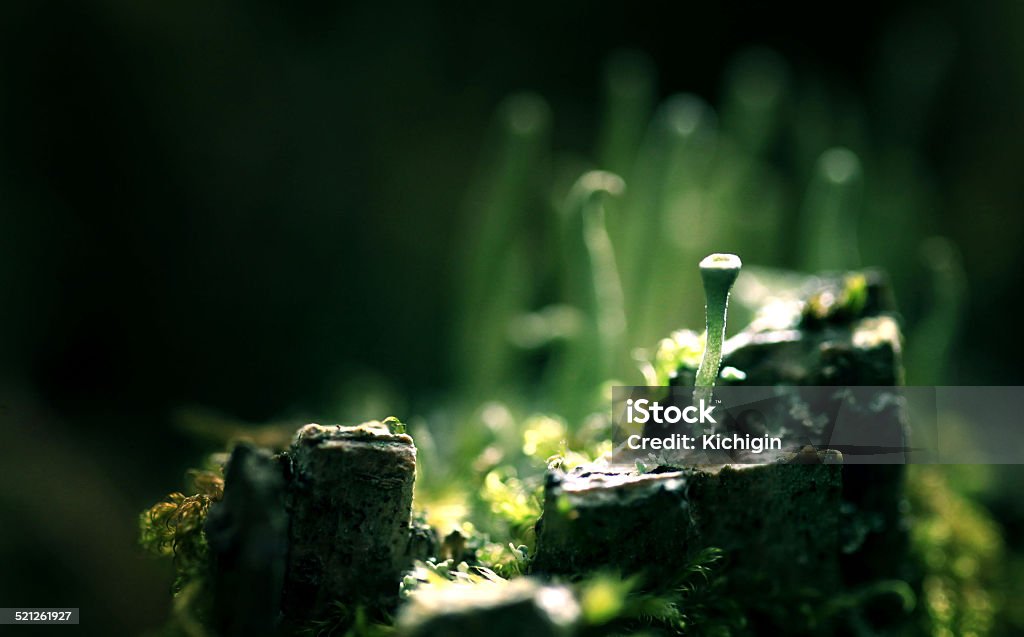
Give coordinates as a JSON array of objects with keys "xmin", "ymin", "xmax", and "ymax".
[{"xmin": 693, "ymin": 253, "xmax": 741, "ymax": 406}]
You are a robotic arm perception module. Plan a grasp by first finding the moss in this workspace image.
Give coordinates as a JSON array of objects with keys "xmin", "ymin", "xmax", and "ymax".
[
  {"xmin": 641, "ymin": 329, "xmax": 704, "ymax": 386},
  {"xmin": 139, "ymin": 466, "xmax": 225, "ymax": 637},
  {"xmin": 139, "ymin": 467, "xmax": 224, "ymax": 593},
  {"xmin": 907, "ymin": 466, "xmax": 1003, "ymax": 637},
  {"xmin": 574, "ymin": 548, "xmax": 747, "ymax": 636},
  {"xmin": 801, "ymin": 272, "xmax": 875, "ymax": 327},
  {"xmin": 298, "ymin": 603, "xmax": 394, "ymax": 637},
  {"xmin": 479, "ymin": 468, "xmax": 543, "ymax": 550}
]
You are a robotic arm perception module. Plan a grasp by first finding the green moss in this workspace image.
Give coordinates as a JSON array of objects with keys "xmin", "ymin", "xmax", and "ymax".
[
  {"xmin": 139, "ymin": 466, "xmax": 225, "ymax": 637},
  {"xmin": 382, "ymin": 416, "xmax": 407, "ymax": 435},
  {"xmin": 139, "ymin": 468, "xmax": 224, "ymax": 593},
  {"xmin": 907, "ymin": 466, "xmax": 1003, "ymax": 637},
  {"xmin": 575, "ymin": 548, "xmax": 746, "ymax": 636},
  {"xmin": 640, "ymin": 329, "xmax": 704, "ymax": 385},
  {"xmin": 479, "ymin": 468, "xmax": 543, "ymax": 547},
  {"xmin": 802, "ymin": 272, "xmax": 870, "ymax": 324},
  {"xmin": 299, "ymin": 602, "xmax": 394, "ymax": 637}
]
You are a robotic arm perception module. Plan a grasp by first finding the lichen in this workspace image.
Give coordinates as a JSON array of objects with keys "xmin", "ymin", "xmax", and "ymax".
[{"xmin": 694, "ymin": 253, "xmax": 742, "ymax": 405}]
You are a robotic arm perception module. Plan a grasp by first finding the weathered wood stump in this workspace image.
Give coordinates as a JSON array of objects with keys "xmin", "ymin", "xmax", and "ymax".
[
  {"xmin": 533, "ymin": 270, "xmax": 909, "ymax": 631},
  {"xmin": 205, "ymin": 442, "xmax": 289, "ymax": 637},
  {"xmin": 718, "ymin": 272, "xmax": 909, "ymax": 591},
  {"xmin": 282, "ymin": 422, "xmax": 417, "ymax": 623},
  {"xmin": 533, "ymin": 459, "xmax": 843, "ymax": 600}
]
